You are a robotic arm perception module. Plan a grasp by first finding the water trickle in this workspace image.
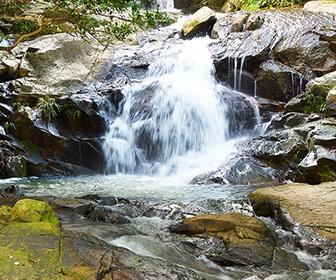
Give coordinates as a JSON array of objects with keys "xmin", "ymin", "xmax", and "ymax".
[
  {"xmin": 253, "ymin": 80, "xmax": 257, "ymax": 98},
  {"xmin": 103, "ymin": 38, "xmax": 261, "ymax": 177},
  {"xmin": 238, "ymin": 57, "xmax": 245, "ymax": 92}
]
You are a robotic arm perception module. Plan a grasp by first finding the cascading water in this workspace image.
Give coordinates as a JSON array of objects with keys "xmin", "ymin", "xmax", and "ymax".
[{"xmin": 103, "ymin": 37, "xmax": 261, "ymax": 179}]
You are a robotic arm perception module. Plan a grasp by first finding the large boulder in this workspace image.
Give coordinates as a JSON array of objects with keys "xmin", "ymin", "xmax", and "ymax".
[
  {"xmin": 181, "ymin": 7, "xmax": 217, "ymax": 39},
  {"xmin": 250, "ymin": 182, "xmax": 336, "ymax": 240},
  {"xmin": 305, "ymin": 71, "xmax": 336, "ymax": 98},
  {"xmin": 11, "ymin": 33, "xmax": 106, "ymax": 95},
  {"xmin": 170, "ymin": 212, "xmax": 308, "ymax": 269},
  {"xmin": 303, "ymin": 1, "xmax": 336, "ymax": 15},
  {"xmin": 10, "ymin": 198, "xmax": 59, "ymax": 224}
]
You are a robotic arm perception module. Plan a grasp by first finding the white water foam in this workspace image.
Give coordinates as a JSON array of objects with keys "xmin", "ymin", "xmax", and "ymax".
[{"xmin": 103, "ymin": 37, "xmax": 261, "ymax": 182}]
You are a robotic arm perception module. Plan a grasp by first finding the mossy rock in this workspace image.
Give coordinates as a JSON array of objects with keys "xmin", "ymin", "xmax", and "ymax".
[
  {"xmin": 0, "ymin": 205, "xmax": 12, "ymax": 223},
  {"xmin": 0, "ymin": 218, "xmax": 95, "ymax": 279},
  {"xmin": 10, "ymin": 198, "xmax": 59, "ymax": 224}
]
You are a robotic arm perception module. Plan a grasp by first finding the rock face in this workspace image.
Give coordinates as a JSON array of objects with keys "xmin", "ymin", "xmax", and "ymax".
[
  {"xmin": 211, "ymin": 10, "xmax": 335, "ymax": 98},
  {"xmin": 192, "ymin": 116, "xmax": 336, "ymax": 186},
  {"xmin": 250, "ymin": 182, "xmax": 336, "ymax": 240},
  {"xmin": 181, "ymin": 7, "xmax": 217, "ymax": 39}
]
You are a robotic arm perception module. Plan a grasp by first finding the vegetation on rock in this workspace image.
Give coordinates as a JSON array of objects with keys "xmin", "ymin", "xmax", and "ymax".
[
  {"xmin": 0, "ymin": 0, "xmax": 172, "ymax": 50},
  {"xmin": 241, "ymin": 0, "xmax": 308, "ymax": 11}
]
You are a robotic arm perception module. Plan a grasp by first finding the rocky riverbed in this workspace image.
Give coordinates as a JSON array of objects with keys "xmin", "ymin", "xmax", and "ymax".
[{"xmin": 1, "ymin": 0, "xmax": 336, "ymax": 279}]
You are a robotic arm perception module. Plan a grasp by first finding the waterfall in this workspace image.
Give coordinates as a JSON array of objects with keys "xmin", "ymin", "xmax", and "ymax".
[
  {"xmin": 103, "ymin": 37, "xmax": 261, "ymax": 177},
  {"xmin": 156, "ymin": 0, "xmax": 174, "ymax": 10}
]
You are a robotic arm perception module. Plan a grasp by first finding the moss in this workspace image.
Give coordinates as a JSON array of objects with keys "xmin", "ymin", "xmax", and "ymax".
[
  {"xmin": 242, "ymin": 0, "xmax": 307, "ymax": 11},
  {"xmin": 0, "ymin": 222, "xmax": 61, "ymax": 279},
  {"xmin": 13, "ymin": 19, "xmax": 39, "ymax": 34},
  {"xmin": 303, "ymin": 93, "xmax": 326, "ymax": 114},
  {"xmin": 10, "ymin": 199, "xmax": 60, "ymax": 225},
  {"xmin": 0, "ymin": 205, "xmax": 12, "ymax": 223}
]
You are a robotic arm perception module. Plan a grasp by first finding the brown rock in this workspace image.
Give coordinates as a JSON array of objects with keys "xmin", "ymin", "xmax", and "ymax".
[{"xmin": 250, "ymin": 182, "xmax": 336, "ymax": 240}]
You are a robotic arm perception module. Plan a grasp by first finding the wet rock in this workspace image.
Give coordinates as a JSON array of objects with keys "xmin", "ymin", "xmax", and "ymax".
[
  {"xmin": 181, "ymin": 7, "xmax": 217, "ymax": 39},
  {"xmin": 250, "ymin": 182, "xmax": 336, "ymax": 240},
  {"xmin": 88, "ymin": 205, "xmax": 131, "ymax": 224},
  {"xmin": 266, "ymin": 112, "xmax": 320, "ymax": 131},
  {"xmin": 248, "ymin": 130, "xmax": 308, "ymax": 164},
  {"xmin": 0, "ymin": 141, "xmax": 27, "ymax": 179},
  {"xmin": 285, "ymin": 94, "xmax": 308, "ymax": 113},
  {"xmin": 303, "ymin": 1, "xmax": 336, "ymax": 15},
  {"xmin": 256, "ymin": 60, "xmax": 305, "ymax": 102},
  {"xmin": 191, "ymin": 155, "xmax": 285, "ymax": 186},
  {"xmin": 230, "ymin": 13, "xmax": 250, "ymax": 33},
  {"xmin": 272, "ymin": 247, "xmax": 311, "ymax": 271},
  {"xmin": 298, "ymin": 145, "xmax": 336, "ymax": 184},
  {"xmin": 211, "ymin": 10, "xmax": 335, "ymax": 87},
  {"xmin": 170, "ymin": 213, "xmax": 277, "ymax": 267}
]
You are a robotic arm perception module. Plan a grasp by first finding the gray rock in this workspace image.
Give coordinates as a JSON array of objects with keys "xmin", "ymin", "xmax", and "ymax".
[
  {"xmin": 305, "ymin": 71, "xmax": 336, "ymax": 98},
  {"xmin": 326, "ymin": 87, "xmax": 336, "ymax": 115}
]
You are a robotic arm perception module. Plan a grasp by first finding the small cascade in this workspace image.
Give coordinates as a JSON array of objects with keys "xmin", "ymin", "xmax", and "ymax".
[
  {"xmin": 291, "ymin": 72, "xmax": 304, "ymax": 96},
  {"xmin": 228, "ymin": 57, "xmax": 246, "ymax": 92},
  {"xmin": 103, "ymin": 38, "xmax": 262, "ymax": 176},
  {"xmin": 155, "ymin": 0, "xmax": 174, "ymax": 10}
]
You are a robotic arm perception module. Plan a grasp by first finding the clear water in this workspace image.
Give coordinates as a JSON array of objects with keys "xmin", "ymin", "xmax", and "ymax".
[{"xmin": 0, "ymin": 174, "xmax": 257, "ymax": 202}]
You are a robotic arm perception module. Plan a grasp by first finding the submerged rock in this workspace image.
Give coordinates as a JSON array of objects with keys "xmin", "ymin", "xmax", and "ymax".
[{"xmin": 250, "ymin": 182, "xmax": 336, "ymax": 240}]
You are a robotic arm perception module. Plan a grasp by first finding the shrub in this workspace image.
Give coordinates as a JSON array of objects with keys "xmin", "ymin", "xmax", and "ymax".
[{"xmin": 36, "ymin": 97, "xmax": 60, "ymax": 122}]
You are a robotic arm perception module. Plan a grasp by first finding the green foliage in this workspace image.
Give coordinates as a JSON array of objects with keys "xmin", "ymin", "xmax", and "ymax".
[
  {"xmin": 242, "ymin": 0, "xmax": 307, "ymax": 11},
  {"xmin": 36, "ymin": 96, "xmax": 60, "ymax": 122},
  {"xmin": 13, "ymin": 99, "xmax": 31, "ymax": 117},
  {"xmin": 304, "ymin": 93, "xmax": 326, "ymax": 114},
  {"xmin": 49, "ymin": 0, "xmax": 172, "ymax": 41},
  {"xmin": 60, "ymin": 102, "xmax": 82, "ymax": 122},
  {"xmin": 13, "ymin": 19, "xmax": 39, "ymax": 34},
  {"xmin": 0, "ymin": 0, "xmax": 172, "ymax": 48},
  {"xmin": 3, "ymin": 121, "xmax": 16, "ymax": 132},
  {"xmin": 0, "ymin": 1, "xmax": 27, "ymax": 17}
]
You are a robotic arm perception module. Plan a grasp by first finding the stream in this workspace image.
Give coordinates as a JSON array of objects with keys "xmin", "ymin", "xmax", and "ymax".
[{"xmin": 1, "ymin": 4, "xmax": 336, "ymax": 279}]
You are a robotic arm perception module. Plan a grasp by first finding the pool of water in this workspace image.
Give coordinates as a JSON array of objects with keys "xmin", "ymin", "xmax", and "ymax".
[{"xmin": 0, "ymin": 174, "xmax": 257, "ymax": 202}]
